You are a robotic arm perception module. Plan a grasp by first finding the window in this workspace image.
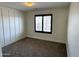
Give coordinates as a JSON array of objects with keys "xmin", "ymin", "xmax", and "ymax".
[{"xmin": 34, "ymin": 14, "xmax": 52, "ymax": 34}]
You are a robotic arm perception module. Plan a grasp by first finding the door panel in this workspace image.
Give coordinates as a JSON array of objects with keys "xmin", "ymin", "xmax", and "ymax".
[
  {"xmin": 14, "ymin": 10, "xmax": 20, "ymax": 41},
  {"xmin": 8, "ymin": 8, "xmax": 16, "ymax": 43},
  {"xmin": 18, "ymin": 11, "xmax": 24, "ymax": 39},
  {"xmin": 0, "ymin": 8, "xmax": 4, "ymax": 47},
  {"xmin": 2, "ymin": 8, "xmax": 11, "ymax": 46}
]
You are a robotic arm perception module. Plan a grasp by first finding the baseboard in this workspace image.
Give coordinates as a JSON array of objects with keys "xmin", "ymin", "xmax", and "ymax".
[
  {"xmin": 26, "ymin": 36, "xmax": 66, "ymax": 44},
  {"xmin": 2, "ymin": 36, "xmax": 66, "ymax": 48},
  {"xmin": 25, "ymin": 35, "xmax": 66, "ymax": 44},
  {"xmin": 2, "ymin": 37, "xmax": 26, "ymax": 48}
]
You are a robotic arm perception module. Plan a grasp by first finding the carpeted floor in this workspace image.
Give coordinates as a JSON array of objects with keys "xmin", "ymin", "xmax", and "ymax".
[{"xmin": 2, "ymin": 37, "xmax": 67, "ymax": 57}]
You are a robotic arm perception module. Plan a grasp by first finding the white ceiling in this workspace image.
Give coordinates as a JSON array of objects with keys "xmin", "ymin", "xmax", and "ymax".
[{"xmin": 0, "ymin": 2, "xmax": 70, "ymax": 11}]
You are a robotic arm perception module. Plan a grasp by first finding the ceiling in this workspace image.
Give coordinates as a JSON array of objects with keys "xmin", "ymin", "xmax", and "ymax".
[{"xmin": 0, "ymin": 2, "xmax": 70, "ymax": 11}]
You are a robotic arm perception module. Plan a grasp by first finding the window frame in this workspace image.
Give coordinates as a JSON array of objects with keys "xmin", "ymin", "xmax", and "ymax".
[{"xmin": 34, "ymin": 14, "xmax": 52, "ymax": 34}]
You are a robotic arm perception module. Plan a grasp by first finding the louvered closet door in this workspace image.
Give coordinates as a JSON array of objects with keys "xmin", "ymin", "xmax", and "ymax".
[
  {"xmin": 8, "ymin": 8, "xmax": 16, "ymax": 43},
  {"xmin": 14, "ymin": 10, "xmax": 20, "ymax": 41},
  {"xmin": 0, "ymin": 8, "xmax": 5, "ymax": 47},
  {"xmin": 2, "ymin": 7, "xmax": 11, "ymax": 46}
]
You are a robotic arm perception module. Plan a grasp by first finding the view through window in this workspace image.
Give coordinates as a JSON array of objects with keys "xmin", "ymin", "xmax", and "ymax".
[{"xmin": 34, "ymin": 14, "xmax": 52, "ymax": 34}]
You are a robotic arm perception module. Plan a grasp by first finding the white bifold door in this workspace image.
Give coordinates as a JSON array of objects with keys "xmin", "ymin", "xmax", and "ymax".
[
  {"xmin": 8, "ymin": 9, "xmax": 16, "ymax": 43},
  {"xmin": 0, "ymin": 7, "xmax": 24, "ymax": 47},
  {"xmin": 0, "ymin": 7, "xmax": 5, "ymax": 47},
  {"xmin": 2, "ymin": 7, "xmax": 11, "ymax": 46}
]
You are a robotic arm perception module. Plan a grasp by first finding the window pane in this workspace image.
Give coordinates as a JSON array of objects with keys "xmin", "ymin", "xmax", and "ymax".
[
  {"xmin": 43, "ymin": 16, "xmax": 51, "ymax": 32},
  {"xmin": 35, "ymin": 16, "xmax": 42, "ymax": 31}
]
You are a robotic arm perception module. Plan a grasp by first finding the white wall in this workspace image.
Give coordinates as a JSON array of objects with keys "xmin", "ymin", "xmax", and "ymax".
[
  {"xmin": 67, "ymin": 2, "xmax": 79, "ymax": 57},
  {"xmin": 0, "ymin": 7, "xmax": 25, "ymax": 47},
  {"xmin": 25, "ymin": 7, "xmax": 68, "ymax": 43}
]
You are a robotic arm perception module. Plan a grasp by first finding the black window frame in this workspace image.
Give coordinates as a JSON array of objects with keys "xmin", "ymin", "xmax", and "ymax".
[{"xmin": 34, "ymin": 14, "xmax": 52, "ymax": 34}]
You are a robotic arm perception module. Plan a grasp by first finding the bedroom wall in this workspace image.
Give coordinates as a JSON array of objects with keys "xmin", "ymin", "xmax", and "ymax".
[
  {"xmin": 24, "ymin": 7, "xmax": 69, "ymax": 43},
  {"xmin": 0, "ymin": 7, "xmax": 25, "ymax": 47},
  {"xmin": 67, "ymin": 2, "xmax": 79, "ymax": 57}
]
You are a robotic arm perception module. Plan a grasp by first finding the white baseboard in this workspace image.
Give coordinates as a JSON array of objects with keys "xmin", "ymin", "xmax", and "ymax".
[{"xmin": 26, "ymin": 36, "xmax": 66, "ymax": 44}]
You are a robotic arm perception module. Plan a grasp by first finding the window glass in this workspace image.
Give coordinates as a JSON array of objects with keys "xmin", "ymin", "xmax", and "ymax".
[
  {"xmin": 43, "ymin": 16, "xmax": 51, "ymax": 32},
  {"xmin": 35, "ymin": 16, "xmax": 42, "ymax": 31},
  {"xmin": 35, "ymin": 14, "xmax": 52, "ymax": 34}
]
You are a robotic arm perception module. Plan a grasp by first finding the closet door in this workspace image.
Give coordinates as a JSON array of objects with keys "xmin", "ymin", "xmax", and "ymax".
[
  {"xmin": 18, "ymin": 11, "xmax": 24, "ymax": 39},
  {"xmin": 8, "ymin": 8, "xmax": 16, "ymax": 43},
  {"xmin": 2, "ymin": 8, "xmax": 11, "ymax": 46},
  {"xmin": 14, "ymin": 10, "xmax": 20, "ymax": 41},
  {"xmin": 0, "ymin": 8, "xmax": 5, "ymax": 47}
]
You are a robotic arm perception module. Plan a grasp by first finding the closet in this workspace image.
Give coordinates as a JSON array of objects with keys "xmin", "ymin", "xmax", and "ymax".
[{"xmin": 0, "ymin": 7, "xmax": 24, "ymax": 47}]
